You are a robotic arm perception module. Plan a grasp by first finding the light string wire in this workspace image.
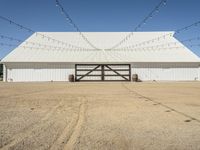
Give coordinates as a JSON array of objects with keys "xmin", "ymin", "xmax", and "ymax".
[
  {"xmin": 114, "ymin": 44, "xmax": 200, "ymax": 52},
  {"xmin": 117, "ymin": 20, "xmax": 200, "ymax": 50},
  {"xmin": 0, "ymin": 34, "xmax": 90, "ymax": 51},
  {"xmin": 107, "ymin": 0, "xmax": 167, "ymax": 50},
  {"xmin": 0, "ymin": 15, "xmax": 88, "ymax": 50},
  {"xmin": 0, "ymin": 41, "xmax": 99, "ymax": 51},
  {"xmin": 55, "ymin": 0, "xmax": 100, "ymax": 50},
  {"xmin": 115, "ymin": 36, "xmax": 200, "ymax": 51}
]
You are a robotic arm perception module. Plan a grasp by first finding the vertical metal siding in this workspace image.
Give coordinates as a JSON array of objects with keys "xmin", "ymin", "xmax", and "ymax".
[
  {"xmin": 4, "ymin": 62, "xmax": 200, "ymax": 82},
  {"xmin": 6, "ymin": 63, "xmax": 74, "ymax": 82},
  {"xmin": 132, "ymin": 63, "xmax": 199, "ymax": 81}
]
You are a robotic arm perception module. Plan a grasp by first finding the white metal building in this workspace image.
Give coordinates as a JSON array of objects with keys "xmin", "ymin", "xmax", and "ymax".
[{"xmin": 1, "ymin": 32, "xmax": 200, "ymax": 82}]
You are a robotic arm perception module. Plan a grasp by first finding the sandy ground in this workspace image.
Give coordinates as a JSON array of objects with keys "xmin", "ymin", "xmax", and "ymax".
[{"xmin": 0, "ymin": 82, "xmax": 200, "ymax": 150}]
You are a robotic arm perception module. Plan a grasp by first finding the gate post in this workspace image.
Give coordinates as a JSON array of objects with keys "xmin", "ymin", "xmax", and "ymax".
[
  {"xmin": 3, "ymin": 64, "xmax": 7, "ymax": 82},
  {"xmin": 101, "ymin": 65, "xmax": 104, "ymax": 81},
  {"xmin": 129, "ymin": 64, "xmax": 131, "ymax": 81},
  {"xmin": 75, "ymin": 64, "xmax": 77, "ymax": 81}
]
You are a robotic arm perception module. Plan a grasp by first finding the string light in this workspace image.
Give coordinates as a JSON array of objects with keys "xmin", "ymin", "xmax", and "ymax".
[
  {"xmin": 0, "ymin": 15, "xmax": 88, "ymax": 50},
  {"xmin": 118, "ymin": 36, "xmax": 200, "ymax": 51},
  {"xmin": 55, "ymin": 0, "xmax": 100, "ymax": 50},
  {"xmin": 114, "ymin": 43, "xmax": 200, "ymax": 52},
  {"xmin": 0, "ymin": 34, "xmax": 92, "ymax": 51},
  {"xmin": 108, "ymin": 0, "xmax": 168, "ymax": 50},
  {"xmin": 0, "ymin": 41, "xmax": 99, "ymax": 52},
  {"xmin": 118, "ymin": 20, "xmax": 200, "ymax": 50}
]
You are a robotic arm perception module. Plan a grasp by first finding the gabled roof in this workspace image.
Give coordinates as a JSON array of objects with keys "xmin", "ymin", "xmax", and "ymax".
[{"xmin": 2, "ymin": 32, "xmax": 200, "ymax": 63}]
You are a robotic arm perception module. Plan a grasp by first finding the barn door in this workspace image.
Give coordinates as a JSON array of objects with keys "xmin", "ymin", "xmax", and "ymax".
[{"xmin": 75, "ymin": 64, "xmax": 131, "ymax": 82}]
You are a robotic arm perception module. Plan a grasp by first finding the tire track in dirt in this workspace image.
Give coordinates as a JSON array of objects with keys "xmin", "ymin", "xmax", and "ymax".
[
  {"xmin": 0, "ymin": 100, "xmax": 65, "ymax": 150},
  {"xmin": 64, "ymin": 97, "xmax": 87, "ymax": 150},
  {"xmin": 49, "ymin": 97, "xmax": 87, "ymax": 150}
]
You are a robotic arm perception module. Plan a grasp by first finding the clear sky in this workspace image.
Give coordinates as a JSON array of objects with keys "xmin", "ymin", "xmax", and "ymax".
[{"xmin": 0, "ymin": 0, "xmax": 200, "ymax": 59}]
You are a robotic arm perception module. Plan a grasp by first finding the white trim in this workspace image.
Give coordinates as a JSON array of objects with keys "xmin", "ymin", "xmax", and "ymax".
[
  {"xmin": 198, "ymin": 64, "xmax": 200, "ymax": 81},
  {"xmin": 3, "ymin": 64, "xmax": 7, "ymax": 82}
]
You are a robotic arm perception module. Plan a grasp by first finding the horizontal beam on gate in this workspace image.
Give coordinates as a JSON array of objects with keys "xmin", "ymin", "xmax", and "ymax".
[
  {"xmin": 76, "ymin": 69, "xmax": 130, "ymax": 71},
  {"xmin": 76, "ymin": 80, "xmax": 130, "ymax": 82},
  {"xmin": 76, "ymin": 74, "xmax": 130, "ymax": 76},
  {"xmin": 76, "ymin": 64, "xmax": 130, "ymax": 66}
]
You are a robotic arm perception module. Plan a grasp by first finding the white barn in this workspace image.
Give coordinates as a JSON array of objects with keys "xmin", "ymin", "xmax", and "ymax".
[{"xmin": 1, "ymin": 32, "xmax": 200, "ymax": 82}]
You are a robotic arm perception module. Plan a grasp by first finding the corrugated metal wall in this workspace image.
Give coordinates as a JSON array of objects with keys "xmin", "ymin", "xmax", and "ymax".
[
  {"xmin": 6, "ymin": 63, "xmax": 74, "ymax": 82},
  {"xmin": 132, "ymin": 63, "xmax": 200, "ymax": 81},
  {"xmin": 4, "ymin": 62, "xmax": 200, "ymax": 82}
]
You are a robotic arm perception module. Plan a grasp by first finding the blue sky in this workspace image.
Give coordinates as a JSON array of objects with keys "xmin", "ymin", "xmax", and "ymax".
[{"xmin": 0, "ymin": 0, "xmax": 200, "ymax": 59}]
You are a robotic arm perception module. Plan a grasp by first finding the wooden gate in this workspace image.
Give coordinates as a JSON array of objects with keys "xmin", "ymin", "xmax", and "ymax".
[{"xmin": 75, "ymin": 64, "xmax": 131, "ymax": 82}]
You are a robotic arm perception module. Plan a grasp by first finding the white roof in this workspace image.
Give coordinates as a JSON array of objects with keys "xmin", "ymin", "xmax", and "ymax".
[{"xmin": 2, "ymin": 32, "xmax": 200, "ymax": 63}]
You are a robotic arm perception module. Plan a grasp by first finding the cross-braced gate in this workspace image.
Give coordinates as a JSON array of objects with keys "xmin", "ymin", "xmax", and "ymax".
[{"xmin": 75, "ymin": 64, "xmax": 131, "ymax": 82}]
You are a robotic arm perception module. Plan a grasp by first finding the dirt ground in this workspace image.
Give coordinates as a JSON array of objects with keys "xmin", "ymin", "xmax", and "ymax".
[{"xmin": 0, "ymin": 82, "xmax": 200, "ymax": 150}]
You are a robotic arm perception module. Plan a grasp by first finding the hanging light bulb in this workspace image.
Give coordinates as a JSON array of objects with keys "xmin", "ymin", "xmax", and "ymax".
[
  {"xmin": 65, "ymin": 17, "xmax": 70, "ymax": 21},
  {"xmin": 156, "ymin": 7, "xmax": 159, "ymax": 13},
  {"xmin": 18, "ymin": 25, "xmax": 23, "ymax": 30},
  {"xmin": 194, "ymin": 23, "xmax": 198, "ymax": 26},
  {"xmin": 56, "ymin": 0, "xmax": 59, "ymax": 6}
]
